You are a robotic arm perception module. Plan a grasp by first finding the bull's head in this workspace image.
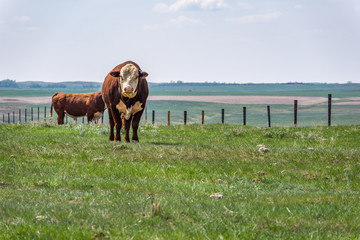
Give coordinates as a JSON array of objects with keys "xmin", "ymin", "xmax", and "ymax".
[{"xmin": 110, "ymin": 63, "xmax": 148, "ymax": 98}]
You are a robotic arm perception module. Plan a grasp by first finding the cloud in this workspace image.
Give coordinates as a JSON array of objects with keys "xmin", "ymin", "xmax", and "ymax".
[
  {"xmin": 169, "ymin": 15, "xmax": 201, "ymax": 24},
  {"xmin": 12, "ymin": 16, "xmax": 30, "ymax": 23},
  {"xmin": 237, "ymin": 2, "xmax": 253, "ymax": 10},
  {"xmin": 26, "ymin": 26, "xmax": 38, "ymax": 31},
  {"xmin": 145, "ymin": 15, "xmax": 200, "ymax": 30},
  {"xmin": 294, "ymin": 4, "xmax": 305, "ymax": 9},
  {"xmin": 225, "ymin": 11, "xmax": 282, "ymax": 24},
  {"xmin": 154, "ymin": 0, "xmax": 228, "ymax": 12}
]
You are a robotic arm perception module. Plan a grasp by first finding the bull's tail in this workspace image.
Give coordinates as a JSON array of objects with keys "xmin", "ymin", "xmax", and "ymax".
[
  {"xmin": 50, "ymin": 103, "xmax": 53, "ymax": 119},
  {"xmin": 49, "ymin": 92, "xmax": 58, "ymax": 119}
]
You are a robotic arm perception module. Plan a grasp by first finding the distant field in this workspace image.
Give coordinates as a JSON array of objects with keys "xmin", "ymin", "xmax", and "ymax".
[
  {"xmin": 0, "ymin": 83, "xmax": 359, "ymax": 126},
  {"xmin": 0, "ymin": 88, "xmax": 100, "ymax": 97},
  {"xmin": 1, "ymin": 82, "xmax": 360, "ymax": 97},
  {"xmin": 149, "ymin": 83, "xmax": 360, "ymax": 98}
]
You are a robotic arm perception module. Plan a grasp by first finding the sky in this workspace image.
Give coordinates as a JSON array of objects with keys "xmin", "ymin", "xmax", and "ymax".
[{"xmin": 0, "ymin": 0, "xmax": 360, "ymax": 83}]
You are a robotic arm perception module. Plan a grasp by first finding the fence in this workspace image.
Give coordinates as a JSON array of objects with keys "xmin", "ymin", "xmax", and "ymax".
[{"xmin": 1, "ymin": 94, "xmax": 354, "ymax": 127}]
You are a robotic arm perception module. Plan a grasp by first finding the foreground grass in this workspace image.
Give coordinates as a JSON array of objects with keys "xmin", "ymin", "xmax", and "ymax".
[{"xmin": 0, "ymin": 122, "xmax": 360, "ymax": 239}]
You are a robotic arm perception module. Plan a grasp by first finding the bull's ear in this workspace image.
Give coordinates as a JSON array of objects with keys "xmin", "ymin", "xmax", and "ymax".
[
  {"xmin": 110, "ymin": 71, "xmax": 120, "ymax": 77},
  {"xmin": 140, "ymin": 72, "xmax": 148, "ymax": 79}
]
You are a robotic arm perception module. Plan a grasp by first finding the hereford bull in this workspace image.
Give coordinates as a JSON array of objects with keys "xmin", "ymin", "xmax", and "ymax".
[
  {"xmin": 102, "ymin": 61, "xmax": 149, "ymax": 142},
  {"xmin": 50, "ymin": 91, "xmax": 106, "ymax": 124}
]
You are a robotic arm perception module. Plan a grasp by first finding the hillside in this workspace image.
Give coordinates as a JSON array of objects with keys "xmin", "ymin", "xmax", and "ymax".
[{"xmin": 1, "ymin": 80, "xmax": 360, "ymax": 98}]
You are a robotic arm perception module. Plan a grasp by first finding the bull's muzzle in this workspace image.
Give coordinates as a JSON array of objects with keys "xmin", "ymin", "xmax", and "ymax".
[{"xmin": 122, "ymin": 91, "xmax": 137, "ymax": 98}]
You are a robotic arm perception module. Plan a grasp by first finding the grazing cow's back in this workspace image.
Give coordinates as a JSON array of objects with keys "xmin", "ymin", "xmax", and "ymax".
[
  {"xmin": 102, "ymin": 61, "xmax": 149, "ymax": 142},
  {"xmin": 50, "ymin": 91, "xmax": 105, "ymax": 124}
]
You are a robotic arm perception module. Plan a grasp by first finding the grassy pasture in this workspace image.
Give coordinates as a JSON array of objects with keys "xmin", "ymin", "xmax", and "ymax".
[{"xmin": 0, "ymin": 123, "xmax": 360, "ymax": 239}]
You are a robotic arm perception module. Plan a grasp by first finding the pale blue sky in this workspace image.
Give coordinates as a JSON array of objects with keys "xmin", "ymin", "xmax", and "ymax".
[{"xmin": 0, "ymin": 0, "xmax": 359, "ymax": 83}]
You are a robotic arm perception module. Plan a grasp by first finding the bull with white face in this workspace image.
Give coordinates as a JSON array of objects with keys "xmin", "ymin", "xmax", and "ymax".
[{"xmin": 102, "ymin": 61, "xmax": 149, "ymax": 142}]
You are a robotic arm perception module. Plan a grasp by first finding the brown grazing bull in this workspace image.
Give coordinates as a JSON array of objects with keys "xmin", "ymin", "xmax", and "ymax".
[
  {"xmin": 50, "ymin": 91, "xmax": 106, "ymax": 124},
  {"xmin": 102, "ymin": 61, "xmax": 149, "ymax": 142}
]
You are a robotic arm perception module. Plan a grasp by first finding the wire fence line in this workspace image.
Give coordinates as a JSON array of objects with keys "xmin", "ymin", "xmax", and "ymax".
[{"xmin": 1, "ymin": 94, "xmax": 358, "ymax": 127}]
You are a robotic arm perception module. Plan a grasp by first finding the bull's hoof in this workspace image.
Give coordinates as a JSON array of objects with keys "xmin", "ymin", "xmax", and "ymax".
[{"xmin": 132, "ymin": 140, "xmax": 139, "ymax": 143}]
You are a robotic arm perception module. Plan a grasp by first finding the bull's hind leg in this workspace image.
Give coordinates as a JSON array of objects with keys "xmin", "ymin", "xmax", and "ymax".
[
  {"xmin": 55, "ymin": 109, "xmax": 65, "ymax": 125},
  {"xmin": 108, "ymin": 108, "xmax": 115, "ymax": 141},
  {"xmin": 87, "ymin": 114, "xmax": 93, "ymax": 124}
]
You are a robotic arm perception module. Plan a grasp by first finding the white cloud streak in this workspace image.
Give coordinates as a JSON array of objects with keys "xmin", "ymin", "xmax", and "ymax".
[
  {"xmin": 12, "ymin": 16, "xmax": 30, "ymax": 22},
  {"xmin": 154, "ymin": 0, "xmax": 228, "ymax": 12},
  {"xmin": 26, "ymin": 26, "xmax": 38, "ymax": 31},
  {"xmin": 169, "ymin": 15, "xmax": 201, "ymax": 24},
  {"xmin": 237, "ymin": 2, "xmax": 253, "ymax": 10},
  {"xmin": 144, "ymin": 15, "xmax": 200, "ymax": 30},
  {"xmin": 294, "ymin": 4, "xmax": 306, "ymax": 9},
  {"xmin": 226, "ymin": 12, "xmax": 282, "ymax": 24}
]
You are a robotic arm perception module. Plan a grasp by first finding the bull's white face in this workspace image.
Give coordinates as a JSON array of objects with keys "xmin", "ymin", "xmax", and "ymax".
[{"xmin": 119, "ymin": 64, "xmax": 139, "ymax": 98}]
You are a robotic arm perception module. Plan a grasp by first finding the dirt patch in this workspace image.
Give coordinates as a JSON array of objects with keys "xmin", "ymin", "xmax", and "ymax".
[
  {"xmin": 148, "ymin": 96, "xmax": 332, "ymax": 106},
  {"xmin": 0, "ymin": 96, "xmax": 52, "ymax": 104}
]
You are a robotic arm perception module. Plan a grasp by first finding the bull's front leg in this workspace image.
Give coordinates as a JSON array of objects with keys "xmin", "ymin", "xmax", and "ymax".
[
  {"xmin": 111, "ymin": 105, "xmax": 123, "ymax": 141},
  {"xmin": 131, "ymin": 110, "xmax": 143, "ymax": 142},
  {"xmin": 124, "ymin": 118, "xmax": 132, "ymax": 142}
]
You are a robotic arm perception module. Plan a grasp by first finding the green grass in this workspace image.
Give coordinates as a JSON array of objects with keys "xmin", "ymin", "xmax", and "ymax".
[{"xmin": 1, "ymin": 122, "xmax": 360, "ymax": 239}]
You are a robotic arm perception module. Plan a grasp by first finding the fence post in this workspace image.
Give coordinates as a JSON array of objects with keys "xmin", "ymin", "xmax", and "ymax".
[
  {"xmin": 243, "ymin": 107, "xmax": 246, "ymax": 126},
  {"xmin": 13, "ymin": 111, "xmax": 15, "ymax": 123},
  {"xmin": 38, "ymin": 107, "xmax": 40, "ymax": 122},
  {"xmin": 202, "ymin": 110, "xmax": 204, "ymax": 124},
  {"xmin": 19, "ymin": 109, "xmax": 21, "ymax": 123},
  {"xmin": 152, "ymin": 110, "xmax": 155, "ymax": 125},
  {"xmin": 328, "ymin": 94, "xmax": 332, "ymax": 126},
  {"xmin": 66, "ymin": 115, "xmax": 68, "ymax": 124},
  {"xmin": 2, "ymin": 114, "xmax": 4, "ymax": 123},
  {"xmin": 221, "ymin": 108, "xmax": 224, "ymax": 124},
  {"xmin": 8, "ymin": 113, "xmax": 10, "ymax": 123},
  {"xmin": 31, "ymin": 107, "xmax": 33, "ymax": 121},
  {"xmin": 294, "ymin": 100, "xmax": 298, "ymax": 127},
  {"xmin": 44, "ymin": 106, "xmax": 46, "ymax": 121},
  {"xmin": 82, "ymin": 117, "xmax": 84, "ymax": 124},
  {"xmin": 184, "ymin": 111, "xmax": 187, "ymax": 125},
  {"xmin": 168, "ymin": 111, "xmax": 170, "ymax": 126},
  {"xmin": 267, "ymin": 105, "xmax": 271, "ymax": 128},
  {"xmin": 25, "ymin": 109, "xmax": 27, "ymax": 122},
  {"xmin": 101, "ymin": 115, "xmax": 104, "ymax": 124}
]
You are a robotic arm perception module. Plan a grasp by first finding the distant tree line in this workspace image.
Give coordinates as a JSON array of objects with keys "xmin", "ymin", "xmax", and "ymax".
[{"xmin": 0, "ymin": 79, "xmax": 18, "ymax": 88}]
